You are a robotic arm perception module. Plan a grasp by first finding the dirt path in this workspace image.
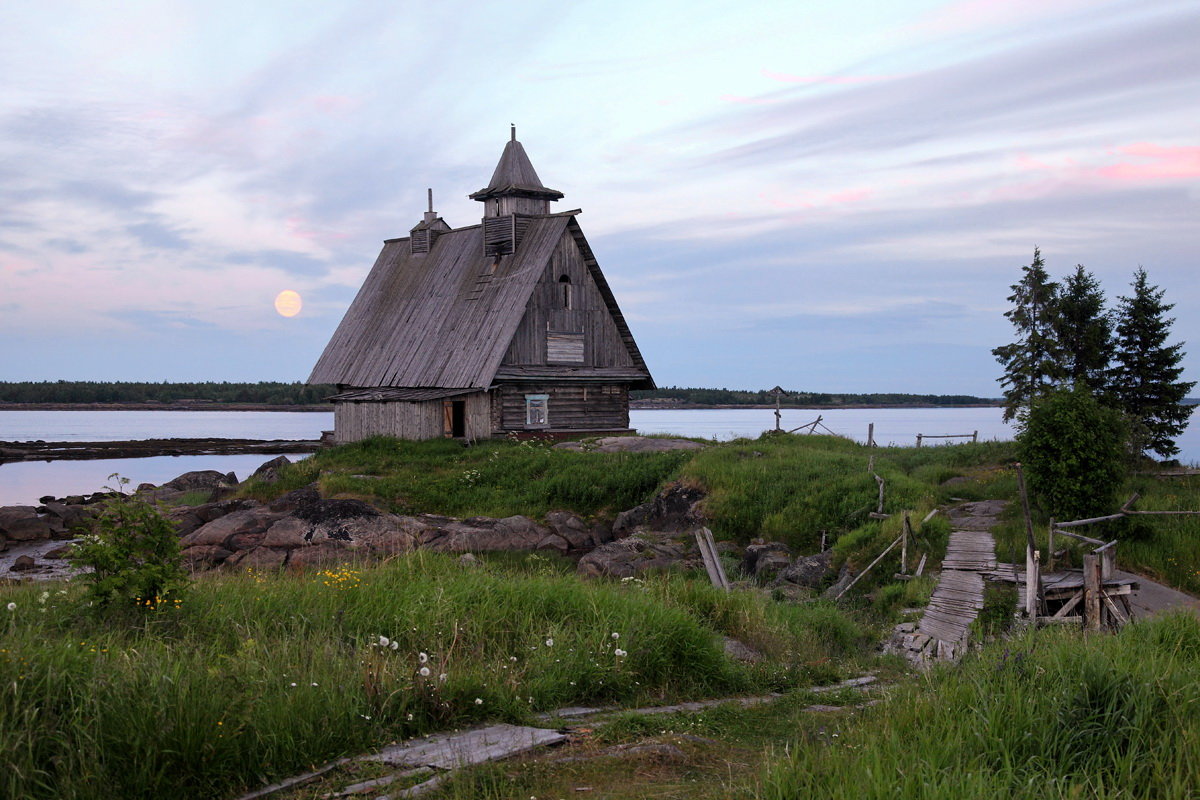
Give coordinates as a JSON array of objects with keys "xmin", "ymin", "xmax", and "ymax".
[{"xmin": 1114, "ymin": 569, "xmax": 1200, "ymax": 618}]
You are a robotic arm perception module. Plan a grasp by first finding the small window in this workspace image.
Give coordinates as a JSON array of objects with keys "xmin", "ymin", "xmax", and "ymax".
[
  {"xmin": 558, "ymin": 274, "xmax": 572, "ymax": 309},
  {"xmin": 525, "ymin": 394, "xmax": 549, "ymax": 428}
]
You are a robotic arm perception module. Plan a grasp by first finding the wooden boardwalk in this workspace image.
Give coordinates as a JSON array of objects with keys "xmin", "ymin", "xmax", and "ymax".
[{"xmin": 918, "ymin": 530, "xmax": 997, "ymax": 646}]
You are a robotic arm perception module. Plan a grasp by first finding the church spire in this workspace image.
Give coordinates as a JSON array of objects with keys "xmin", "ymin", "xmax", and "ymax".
[{"xmin": 469, "ymin": 128, "xmax": 563, "ymax": 217}]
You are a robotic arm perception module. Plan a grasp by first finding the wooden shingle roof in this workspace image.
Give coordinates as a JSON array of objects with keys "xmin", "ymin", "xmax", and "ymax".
[
  {"xmin": 308, "ymin": 214, "xmax": 652, "ymax": 390},
  {"xmin": 468, "ymin": 138, "xmax": 563, "ymax": 202}
]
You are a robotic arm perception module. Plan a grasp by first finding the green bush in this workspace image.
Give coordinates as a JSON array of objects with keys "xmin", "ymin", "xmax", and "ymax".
[
  {"xmin": 1017, "ymin": 385, "xmax": 1127, "ymax": 520},
  {"xmin": 70, "ymin": 476, "xmax": 188, "ymax": 610}
]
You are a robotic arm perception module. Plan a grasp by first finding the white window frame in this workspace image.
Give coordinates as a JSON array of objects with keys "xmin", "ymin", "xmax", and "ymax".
[{"xmin": 524, "ymin": 393, "xmax": 549, "ymax": 428}]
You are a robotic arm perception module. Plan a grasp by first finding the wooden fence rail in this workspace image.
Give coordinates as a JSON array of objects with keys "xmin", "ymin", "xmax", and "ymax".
[{"xmin": 915, "ymin": 431, "xmax": 978, "ymax": 447}]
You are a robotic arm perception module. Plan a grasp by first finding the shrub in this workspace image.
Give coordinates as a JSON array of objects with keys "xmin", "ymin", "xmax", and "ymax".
[
  {"xmin": 70, "ymin": 476, "xmax": 189, "ymax": 610},
  {"xmin": 1017, "ymin": 385, "xmax": 1127, "ymax": 520}
]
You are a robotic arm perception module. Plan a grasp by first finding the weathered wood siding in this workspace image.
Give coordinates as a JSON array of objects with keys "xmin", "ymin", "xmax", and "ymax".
[
  {"xmin": 492, "ymin": 383, "xmax": 629, "ymax": 432},
  {"xmin": 335, "ymin": 392, "xmax": 492, "ymax": 442},
  {"xmin": 501, "ymin": 232, "xmax": 636, "ymax": 369}
]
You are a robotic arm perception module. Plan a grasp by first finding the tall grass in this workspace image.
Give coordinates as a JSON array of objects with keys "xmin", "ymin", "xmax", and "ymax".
[
  {"xmin": 759, "ymin": 613, "xmax": 1200, "ymax": 799},
  {"xmin": 239, "ymin": 436, "xmax": 692, "ymax": 519},
  {"xmin": 0, "ymin": 556, "xmax": 868, "ymax": 800}
]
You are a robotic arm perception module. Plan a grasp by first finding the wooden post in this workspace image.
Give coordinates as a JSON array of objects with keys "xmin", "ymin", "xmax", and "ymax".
[
  {"xmin": 972, "ymin": 430, "xmax": 978, "ymax": 443},
  {"xmin": 834, "ymin": 532, "xmax": 905, "ymax": 600},
  {"xmin": 1083, "ymin": 553, "xmax": 1101, "ymax": 631},
  {"xmin": 867, "ymin": 422, "xmax": 876, "ymax": 447},
  {"xmin": 1025, "ymin": 547, "xmax": 1040, "ymax": 618},
  {"xmin": 770, "ymin": 386, "xmax": 784, "ymax": 432},
  {"xmin": 874, "ymin": 474, "xmax": 885, "ymax": 515},
  {"xmin": 1047, "ymin": 520, "xmax": 1055, "ymax": 572},
  {"xmin": 915, "ymin": 553, "xmax": 927, "ymax": 576},
  {"xmin": 694, "ymin": 528, "xmax": 730, "ymax": 591},
  {"xmin": 1101, "ymin": 546, "xmax": 1115, "ymax": 582},
  {"xmin": 1015, "ymin": 462, "xmax": 1043, "ymax": 615},
  {"xmin": 820, "ymin": 530, "xmax": 827, "ymax": 552},
  {"xmin": 916, "ymin": 433, "xmax": 923, "ymax": 447}
]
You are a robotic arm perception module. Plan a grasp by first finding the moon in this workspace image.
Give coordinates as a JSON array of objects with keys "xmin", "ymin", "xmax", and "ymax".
[{"xmin": 274, "ymin": 290, "xmax": 302, "ymax": 318}]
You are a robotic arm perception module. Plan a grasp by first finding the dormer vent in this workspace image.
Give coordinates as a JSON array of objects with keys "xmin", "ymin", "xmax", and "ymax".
[{"xmin": 411, "ymin": 188, "xmax": 450, "ymax": 255}]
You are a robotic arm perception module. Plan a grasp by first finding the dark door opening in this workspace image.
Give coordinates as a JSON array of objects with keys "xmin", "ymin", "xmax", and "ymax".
[{"xmin": 444, "ymin": 400, "xmax": 466, "ymax": 438}]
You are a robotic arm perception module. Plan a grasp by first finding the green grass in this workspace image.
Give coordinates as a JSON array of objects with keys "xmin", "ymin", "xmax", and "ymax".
[
  {"xmin": 759, "ymin": 612, "xmax": 1200, "ymax": 799},
  {"xmin": 0, "ymin": 556, "xmax": 870, "ymax": 800},
  {"xmin": 239, "ymin": 436, "xmax": 692, "ymax": 519}
]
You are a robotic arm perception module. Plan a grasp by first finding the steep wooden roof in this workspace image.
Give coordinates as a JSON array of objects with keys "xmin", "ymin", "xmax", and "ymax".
[
  {"xmin": 308, "ymin": 214, "xmax": 652, "ymax": 390},
  {"xmin": 468, "ymin": 139, "xmax": 563, "ymax": 202}
]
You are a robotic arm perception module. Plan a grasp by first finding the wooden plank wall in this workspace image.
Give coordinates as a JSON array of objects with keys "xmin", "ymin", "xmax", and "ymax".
[
  {"xmin": 335, "ymin": 392, "xmax": 493, "ymax": 442},
  {"xmin": 502, "ymin": 233, "xmax": 636, "ymax": 369},
  {"xmin": 492, "ymin": 383, "xmax": 628, "ymax": 432}
]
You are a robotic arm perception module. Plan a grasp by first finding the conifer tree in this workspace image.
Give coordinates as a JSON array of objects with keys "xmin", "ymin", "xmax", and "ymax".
[
  {"xmin": 1054, "ymin": 264, "xmax": 1113, "ymax": 395},
  {"xmin": 993, "ymin": 247, "xmax": 1064, "ymax": 422},
  {"xmin": 1110, "ymin": 267, "xmax": 1195, "ymax": 459}
]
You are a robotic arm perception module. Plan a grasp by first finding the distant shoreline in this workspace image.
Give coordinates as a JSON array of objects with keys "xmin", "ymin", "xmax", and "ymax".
[
  {"xmin": 0, "ymin": 403, "xmax": 332, "ymax": 412},
  {"xmin": 0, "ymin": 401, "xmax": 1002, "ymax": 412}
]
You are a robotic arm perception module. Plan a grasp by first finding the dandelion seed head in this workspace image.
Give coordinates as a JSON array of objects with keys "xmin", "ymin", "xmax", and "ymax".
[
  {"xmin": 419, "ymin": 666, "xmax": 431, "ymax": 677},
  {"xmin": 5, "ymin": 603, "xmax": 15, "ymax": 612},
  {"xmin": 545, "ymin": 638, "xmax": 554, "ymax": 647},
  {"xmin": 475, "ymin": 697, "xmax": 484, "ymax": 705},
  {"xmin": 419, "ymin": 652, "xmax": 429, "ymax": 663}
]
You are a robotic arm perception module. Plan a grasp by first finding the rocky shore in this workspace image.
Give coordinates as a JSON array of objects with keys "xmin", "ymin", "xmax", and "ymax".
[
  {"xmin": 0, "ymin": 437, "xmax": 323, "ymax": 463},
  {"xmin": 0, "ymin": 442, "xmax": 837, "ymax": 591}
]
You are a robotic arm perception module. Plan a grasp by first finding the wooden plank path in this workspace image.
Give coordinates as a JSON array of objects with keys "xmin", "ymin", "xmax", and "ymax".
[{"xmin": 918, "ymin": 530, "xmax": 997, "ymax": 646}]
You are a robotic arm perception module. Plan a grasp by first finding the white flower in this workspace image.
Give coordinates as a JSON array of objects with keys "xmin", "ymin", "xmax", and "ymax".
[
  {"xmin": 6, "ymin": 602, "xmax": 15, "ymax": 611},
  {"xmin": 545, "ymin": 638, "xmax": 554, "ymax": 647},
  {"xmin": 389, "ymin": 640, "xmax": 399, "ymax": 651},
  {"xmin": 378, "ymin": 635, "xmax": 390, "ymax": 647},
  {"xmin": 39, "ymin": 591, "xmax": 49, "ymax": 603},
  {"xmin": 509, "ymin": 656, "xmax": 518, "ymax": 662},
  {"xmin": 614, "ymin": 648, "xmax": 627, "ymax": 657},
  {"xmin": 419, "ymin": 667, "xmax": 431, "ymax": 677},
  {"xmin": 406, "ymin": 713, "xmax": 414, "ymax": 721},
  {"xmin": 419, "ymin": 652, "xmax": 429, "ymax": 663},
  {"xmin": 474, "ymin": 698, "xmax": 484, "ymax": 705},
  {"xmin": 289, "ymin": 682, "xmax": 297, "ymax": 687},
  {"xmin": 438, "ymin": 673, "xmax": 448, "ymax": 682},
  {"xmin": 611, "ymin": 632, "xmax": 620, "ymax": 640},
  {"xmin": 311, "ymin": 682, "xmax": 319, "ymax": 687}
]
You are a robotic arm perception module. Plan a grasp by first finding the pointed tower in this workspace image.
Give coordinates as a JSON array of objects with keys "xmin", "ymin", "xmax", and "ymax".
[{"xmin": 469, "ymin": 127, "xmax": 564, "ymax": 256}]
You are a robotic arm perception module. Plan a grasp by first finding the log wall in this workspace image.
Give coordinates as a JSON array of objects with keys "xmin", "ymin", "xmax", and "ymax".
[{"xmin": 492, "ymin": 383, "xmax": 629, "ymax": 432}]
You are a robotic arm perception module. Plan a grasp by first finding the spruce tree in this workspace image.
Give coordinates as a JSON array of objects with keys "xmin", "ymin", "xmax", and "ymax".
[
  {"xmin": 1054, "ymin": 264, "xmax": 1113, "ymax": 395},
  {"xmin": 1110, "ymin": 267, "xmax": 1196, "ymax": 459},
  {"xmin": 993, "ymin": 247, "xmax": 1064, "ymax": 422}
]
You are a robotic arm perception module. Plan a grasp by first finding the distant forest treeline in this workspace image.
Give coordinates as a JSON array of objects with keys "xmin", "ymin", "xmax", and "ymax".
[
  {"xmin": 0, "ymin": 381, "xmax": 336, "ymax": 405},
  {"xmin": 631, "ymin": 386, "xmax": 996, "ymax": 406},
  {"xmin": 0, "ymin": 381, "xmax": 996, "ymax": 408}
]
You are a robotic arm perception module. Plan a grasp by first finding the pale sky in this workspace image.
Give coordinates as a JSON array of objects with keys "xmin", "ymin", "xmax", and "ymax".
[{"xmin": 1, "ymin": 0, "xmax": 1197, "ymax": 395}]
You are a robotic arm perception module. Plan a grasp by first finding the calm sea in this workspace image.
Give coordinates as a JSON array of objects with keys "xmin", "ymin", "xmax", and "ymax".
[{"xmin": 0, "ymin": 407, "xmax": 1194, "ymax": 506}]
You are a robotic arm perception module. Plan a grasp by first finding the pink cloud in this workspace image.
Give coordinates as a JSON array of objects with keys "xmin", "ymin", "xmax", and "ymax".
[{"xmin": 1096, "ymin": 143, "xmax": 1200, "ymax": 182}]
